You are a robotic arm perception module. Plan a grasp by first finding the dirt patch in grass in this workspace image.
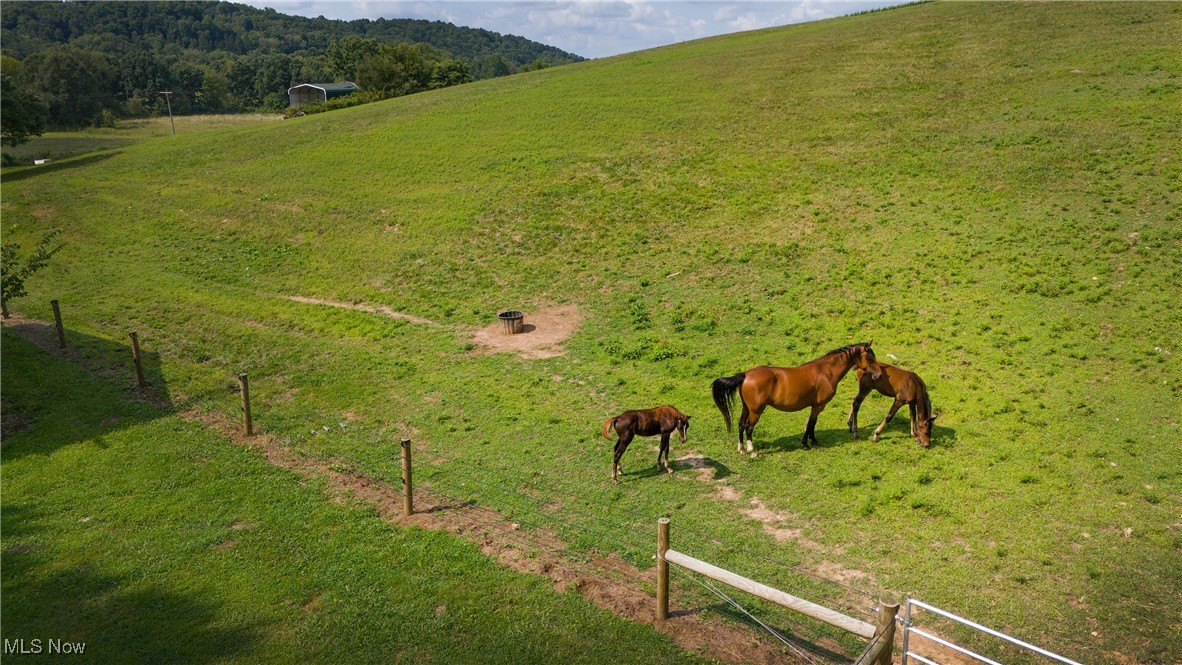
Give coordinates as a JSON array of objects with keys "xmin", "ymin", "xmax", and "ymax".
[
  {"xmin": 674, "ymin": 454, "xmax": 717, "ymax": 482},
  {"xmin": 276, "ymin": 294, "xmax": 440, "ymax": 326},
  {"xmin": 471, "ymin": 304, "xmax": 582, "ymax": 360},
  {"xmin": 811, "ymin": 560, "xmax": 872, "ymax": 587},
  {"xmin": 671, "ymin": 445, "xmax": 883, "ymax": 607},
  {"xmin": 742, "ymin": 499, "xmax": 820, "ymax": 548}
]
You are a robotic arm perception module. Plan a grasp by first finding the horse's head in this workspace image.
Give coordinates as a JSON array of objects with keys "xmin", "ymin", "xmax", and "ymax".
[
  {"xmin": 678, "ymin": 415, "xmax": 691, "ymax": 443},
  {"xmin": 917, "ymin": 412, "xmax": 937, "ymax": 448},
  {"xmin": 855, "ymin": 341, "xmax": 881, "ymax": 380}
]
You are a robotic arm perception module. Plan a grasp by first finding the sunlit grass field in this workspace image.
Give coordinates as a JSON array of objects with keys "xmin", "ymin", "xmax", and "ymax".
[
  {"xmin": 0, "ymin": 331, "xmax": 705, "ymax": 664},
  {"xmin": 0, "ymin": 114, "xmax": 279, "ymax": 164},
  {"xmin": 2, "ymin": 2, "xmax": 1180, "ymax": 663}
]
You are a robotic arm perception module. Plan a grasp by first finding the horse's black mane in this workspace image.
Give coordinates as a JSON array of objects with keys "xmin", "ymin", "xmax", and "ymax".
[{"xmin": 823, "ymin": 343, "xmax": 868, "ymax": 358}]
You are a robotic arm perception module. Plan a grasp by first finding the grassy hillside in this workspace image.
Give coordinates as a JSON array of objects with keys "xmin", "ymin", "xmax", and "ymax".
[
  {"xmin": 3, "ymin": 2, "xmax": 1180, "ymax": 664},
  {"xmin": 0, "ymin": 331, "xmax": 705, "ymax": 664}
]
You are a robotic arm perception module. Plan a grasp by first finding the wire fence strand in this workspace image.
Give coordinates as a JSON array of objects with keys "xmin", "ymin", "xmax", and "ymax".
[{"xmin": 262, "ymin": 419, "xmax": 885, "ymax": 662}]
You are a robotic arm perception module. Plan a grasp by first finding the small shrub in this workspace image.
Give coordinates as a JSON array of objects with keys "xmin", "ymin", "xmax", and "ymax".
[{"xmin": 1, "ymin": 228, "xmax": 63, "ymax": 318}]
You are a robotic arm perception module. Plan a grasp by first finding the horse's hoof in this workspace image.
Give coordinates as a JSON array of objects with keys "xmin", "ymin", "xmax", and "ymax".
[
  {"xmin": 870, "ymin": 435, "xmax": 878, "ymax": 443},
  {"xmin": 750, "ymin": 452, "xmax": 758, "ymax": 458}
]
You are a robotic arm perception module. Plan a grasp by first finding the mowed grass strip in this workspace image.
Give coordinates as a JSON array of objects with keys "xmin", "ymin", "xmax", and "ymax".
[{"xmin": 0, "ymin": 330, "xmax": 708, "ymax": 665}]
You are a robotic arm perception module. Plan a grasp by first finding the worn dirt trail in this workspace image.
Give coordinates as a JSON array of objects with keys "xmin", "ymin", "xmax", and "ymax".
[{"xmin": 4, "ymin": 314, "xmax": 827, "ymax": 665}]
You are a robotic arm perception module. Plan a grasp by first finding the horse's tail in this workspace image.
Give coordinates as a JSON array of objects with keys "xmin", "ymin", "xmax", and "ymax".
[
  {"xmin": 601, "ymin": 417, "xmax": 617, "ymax": 440},
  {"xmin": 712, "ymin": 373, "xmax": 746, "ymax": 433}
]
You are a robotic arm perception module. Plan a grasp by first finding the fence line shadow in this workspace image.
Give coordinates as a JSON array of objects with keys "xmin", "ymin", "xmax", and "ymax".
[
  {"xmin": 1, "ymin": 323, "xmax": 175, "ymax": 462},
  {"xmin": 1, "ymin": 151, "xmax": 121, "ymax": 183}
]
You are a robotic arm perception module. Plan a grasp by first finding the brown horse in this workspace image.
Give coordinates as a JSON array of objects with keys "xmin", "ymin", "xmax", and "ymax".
[
  {"xmin": 713, "ymin": 342, "xmax": 879, "ymax": 455},
  {"xmin": 847, "ymin": 361, "xmax": 936, "ymax": 447},
  {"xmin": 601, "ymin": 406, "xmax": 691, "ymax": 483}
]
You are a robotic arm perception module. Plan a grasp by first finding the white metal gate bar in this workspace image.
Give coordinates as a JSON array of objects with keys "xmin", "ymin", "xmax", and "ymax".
[
  {"xmin": 908, "ymin": 627, "xmax": 1005, "ymax": 665},
  {"xmin": 905, "ymin": 653, "xmax": 941, "ymax": 665},
  {"xmin": 903, "ymin": 598, "xmax": 1086, "ymax": 665}
]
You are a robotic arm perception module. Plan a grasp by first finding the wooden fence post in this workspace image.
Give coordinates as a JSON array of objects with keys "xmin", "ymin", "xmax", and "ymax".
[
  {"xmin": 238, "ymin": 373, "xmax": 252, "ymax": 436},
  {"xmin": 401, "ymin": 438, "xmax": 413, "ymax": 516},
  {"xmin": 855, "ymin": 597, "xmax": 900, "ymax": 665},
  {"xmin": 51, "ymin": 300, "xmax": 65, "ymax": 348},
  {"xmin": 129, "ymin": 332, "xmax": 146, "ymax": 387},
  {"xmin": 875, "ymin": 598, "xmax": 899, "ymax": 665},
  {"xmin": 657, "ymin": 517, "xmax": 670, "ymax": 621}
]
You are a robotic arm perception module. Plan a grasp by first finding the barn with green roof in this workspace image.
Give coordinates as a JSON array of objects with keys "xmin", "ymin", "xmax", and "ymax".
[{"xmin": 286, "ymin": 82, "xmax": 360, "ymax": 107}]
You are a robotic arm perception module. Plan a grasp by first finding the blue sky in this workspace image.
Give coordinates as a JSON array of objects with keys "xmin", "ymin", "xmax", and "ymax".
[{"xmin": 243, "ymin": 1, "xmax": 906, "ymax": 59}]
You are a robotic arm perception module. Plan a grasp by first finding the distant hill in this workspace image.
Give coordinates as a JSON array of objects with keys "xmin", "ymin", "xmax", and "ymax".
[
  {"xmin": 0, "ymin": 1, "xmax": 584, "ymax": 65},
  {"xmin": 0, "ymin": 1, "xmax": 584, "ymax": 119}
]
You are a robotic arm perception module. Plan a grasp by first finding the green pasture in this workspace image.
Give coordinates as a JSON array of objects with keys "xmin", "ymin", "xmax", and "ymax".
[
  {"xmin": 2, "ymin": 2, "xmax": 1179, "ymax": 664},
  {"xmin": 0, "ymin": 115, "xmax": 279, "ymax": 164},
  {"xmin": 0, "ymin": 330, "xmax": 706, "ymax": 664}
]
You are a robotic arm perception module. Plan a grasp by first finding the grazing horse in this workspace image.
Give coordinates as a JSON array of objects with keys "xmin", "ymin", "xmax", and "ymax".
[
  {"xmin": 601, "ymin": 406, "xmax": 691, "ymax": 483},
  {"xmin": 847, "ymin": 361, "xmax": 937, "ymax": 447},
  {"xmin": 712, "ymin": 342, "xmax": 879, "ymax": 455}
]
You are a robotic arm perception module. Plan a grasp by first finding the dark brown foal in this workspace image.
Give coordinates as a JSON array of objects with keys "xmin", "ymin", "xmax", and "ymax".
[
  {"xmin": 847, "ymin": 361, "xmax": 936, "ymax": 447},
  {"xmin": 601, "ymin": 406, "xmax": 691, "ymax": 483}
]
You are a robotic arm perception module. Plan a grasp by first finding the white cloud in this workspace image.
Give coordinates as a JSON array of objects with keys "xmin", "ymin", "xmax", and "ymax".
[{"xmin": 245, "ymin": 1, "xmax": 908, "ymax": 59}]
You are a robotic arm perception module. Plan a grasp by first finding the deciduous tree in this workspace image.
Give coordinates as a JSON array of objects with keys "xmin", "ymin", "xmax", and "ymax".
[{"xmin": 0, "ymin": 76, "xmax": 48, "ymax": 147}]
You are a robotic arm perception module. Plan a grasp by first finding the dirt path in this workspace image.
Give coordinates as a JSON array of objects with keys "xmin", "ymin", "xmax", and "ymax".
[
  {"xmin": 274, "ymin": 294, "xmax": 441, "ymax": 326},
  {"xmin": 3, "ymin": 314, "xmax": 828, "ymax": 665},
  {"xmin": 271, "ymin": 295, "xmax": 584, "ymax": 360}
]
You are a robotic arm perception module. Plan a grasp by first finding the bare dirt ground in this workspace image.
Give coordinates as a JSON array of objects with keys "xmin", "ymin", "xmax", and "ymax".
[
  {"xmin": 274, "ymin": 294, "xmax": 440, "ymax": 326},
  {"xmin": 270, "ymin": 295, "xmax": 583, "ymax": 361},
  {"xmin": 471, "ymin": 304, "xmax": 583, "ymax": 359}
]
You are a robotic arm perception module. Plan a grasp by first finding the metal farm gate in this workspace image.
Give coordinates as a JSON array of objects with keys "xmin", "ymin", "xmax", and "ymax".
[{"xmin": 900, "ymin": 598, "xmax": 1084, "ymax": 665}]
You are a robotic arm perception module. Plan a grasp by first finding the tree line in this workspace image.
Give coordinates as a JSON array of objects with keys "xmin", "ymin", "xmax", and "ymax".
[{"xmin": 0, "ymin": 1, "xmax": 583, "ymax": 137}]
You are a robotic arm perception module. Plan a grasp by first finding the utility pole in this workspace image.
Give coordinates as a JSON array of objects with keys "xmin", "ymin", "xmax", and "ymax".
[{"xmin": 159, "ymin": 91, "xmax": 175, "ymax": 135}]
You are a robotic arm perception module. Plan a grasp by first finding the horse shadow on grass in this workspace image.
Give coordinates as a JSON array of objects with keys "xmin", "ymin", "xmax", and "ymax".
[
  {"xmin": 1, "ymin": 321, "xmax": 176, "ymax": 462},
  {"xmin": 760, "ymin": 420, "xmax": 959, "ymax": 453},
  {"xmin": 618, "ymin": 454, "xmax": 733, "ymax": 482},
  {"xmin": 760, "ymin": 426, "xmax": 854, "ymax": 453},
  {"xmin": 2, "ymin": 503, "xmax": 264, "ymax": 663}
]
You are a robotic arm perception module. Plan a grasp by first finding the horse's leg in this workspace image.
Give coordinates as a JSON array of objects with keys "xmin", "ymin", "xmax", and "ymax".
[
  {"xmin": 612, "ymin": 432, "xmax": 633, "ymax": 483},
  {"xmin": 848, "ymin": 385, "xmax": 871, "ymax": 439},
  {"xmin": 909, "ymin": 403, "xmax": 917, "ymax": 438},
  {"xmin": 737, "ymin": 404, "xmax": 751, "ymax": 454},
  {"xmin": 659, "ymin": 432, "xmax": 673, "ymax": 474},
  {"xmin": 872, "ymin": 399, "xmax": 904, "ymax": 443},
  {"xmin": 802, "ymin": 404, "xmax": 823, "ymax": 450},
  {"xmin": 746, "ymin": 407, "xmax": 763, "ymax": 457}
]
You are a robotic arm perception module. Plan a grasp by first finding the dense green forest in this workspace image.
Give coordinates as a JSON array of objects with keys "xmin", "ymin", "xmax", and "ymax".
[{"xmin": 0, "ymin": 1, "xmax": 583, "ymax": 127}]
